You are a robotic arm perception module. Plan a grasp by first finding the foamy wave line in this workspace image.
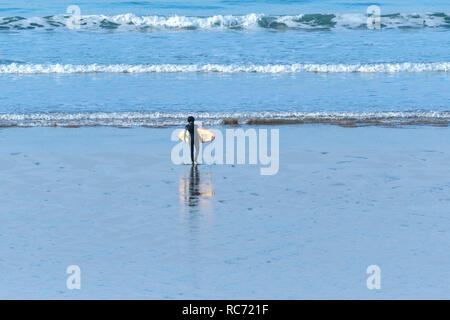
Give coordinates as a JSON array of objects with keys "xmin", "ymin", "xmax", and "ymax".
[
  {"xmin": 1, "ymin": 13, "xmax": 449, "ymax": 31},
  {"xmin": 1, "ymin": 62, "xmax": 450, "ymax": 74},
  {"xmin": 0, "ymin": 111, "xmax": 449, "ymax": 128}
]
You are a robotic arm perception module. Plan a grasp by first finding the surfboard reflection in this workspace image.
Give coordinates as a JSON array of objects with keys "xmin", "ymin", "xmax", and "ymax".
[{"xmin": 179, "ymin": 166, "xmax": 215, "ymax": 209}]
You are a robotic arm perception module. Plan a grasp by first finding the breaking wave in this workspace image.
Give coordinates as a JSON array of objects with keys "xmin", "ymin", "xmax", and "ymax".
[
  {"xmin": 1, "ymin": 111, "xmax": 449, "ymax": 128},
  {"xmin": 0, "ymin": 12, "xmax": 449, "ymax": 32},
  {"xmin": 1, "ymin": 62, "xmax": 449, "ymax": 74}
]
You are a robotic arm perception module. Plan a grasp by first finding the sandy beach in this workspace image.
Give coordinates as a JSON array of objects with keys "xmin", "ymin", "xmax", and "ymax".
[{"xmin": 0, "ymin": 125, "xmax": 449, "ymax": 299}]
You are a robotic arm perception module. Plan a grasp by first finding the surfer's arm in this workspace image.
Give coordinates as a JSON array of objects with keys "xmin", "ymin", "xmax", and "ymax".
[{"xmin": 184, "ymin": 126, "xmax": 188, "ymax": 141}]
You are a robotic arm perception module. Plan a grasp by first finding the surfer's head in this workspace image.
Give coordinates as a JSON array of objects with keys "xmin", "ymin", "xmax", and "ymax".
[{"xmin": 187, "ymin": 116, "xmax": 195, "ymax": 123}]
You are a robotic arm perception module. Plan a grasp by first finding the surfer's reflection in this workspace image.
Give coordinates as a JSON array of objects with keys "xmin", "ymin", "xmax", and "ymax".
[
  {"xmin": 179, "ymin": 166, "xmax": 214, "ymax": 209},
  {"xmin": 178, "ymin": 166, "xmax": 214, "ymax": 285}
]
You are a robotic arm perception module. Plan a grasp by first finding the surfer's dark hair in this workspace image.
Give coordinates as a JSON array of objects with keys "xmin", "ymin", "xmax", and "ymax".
[{"xmin": 187, "ymin": 116, "xmax": 195, "ymax": 123}]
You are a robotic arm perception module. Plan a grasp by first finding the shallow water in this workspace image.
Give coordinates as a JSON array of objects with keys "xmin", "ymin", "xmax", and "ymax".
[{"xmin": 0, "ymin": 126, "xmax": 449, "ymax": 298}]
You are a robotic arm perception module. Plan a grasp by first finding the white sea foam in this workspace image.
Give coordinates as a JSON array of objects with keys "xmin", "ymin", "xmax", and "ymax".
[
  {"xmin": 0, "ymin": 13, "xmax": 449, "ymax": 31},
  {"xmin": 1, "ymin": 62, "xmax": 449, "ymax": 74},
  {"xmin": 0, "ymin": 111, "xmax": 448, "ymax": 127}
]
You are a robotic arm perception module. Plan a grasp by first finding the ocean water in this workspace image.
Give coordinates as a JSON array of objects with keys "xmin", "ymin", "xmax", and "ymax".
[
  {"xmin": 1, "ymin": 1, "xmax": 450, "ymax": 300},
  {"xmin": 0, "ymin": 0, "xmax": 449, "ymax": 126}
]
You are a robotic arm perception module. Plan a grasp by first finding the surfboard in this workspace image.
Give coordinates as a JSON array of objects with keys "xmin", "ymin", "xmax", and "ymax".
[{"xmin": 178, "ymin": 128, "xmax": 215, "ymax": 143}]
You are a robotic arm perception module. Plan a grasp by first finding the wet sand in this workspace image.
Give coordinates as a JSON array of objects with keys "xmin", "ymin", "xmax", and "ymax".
[{"xmin": 0, "ymin": 125, "xmax": 449, "ymax": 299}]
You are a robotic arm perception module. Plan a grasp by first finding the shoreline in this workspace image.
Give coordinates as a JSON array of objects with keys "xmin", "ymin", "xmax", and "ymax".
[{"xmin": 1, "ymin": 113, "xmax": 450, "ymax": 128}]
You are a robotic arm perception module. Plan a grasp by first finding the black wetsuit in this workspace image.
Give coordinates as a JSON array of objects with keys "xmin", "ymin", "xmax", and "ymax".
[{"xmin": 185, "ymin": 122, "xmax": 195, "ymax": 163}]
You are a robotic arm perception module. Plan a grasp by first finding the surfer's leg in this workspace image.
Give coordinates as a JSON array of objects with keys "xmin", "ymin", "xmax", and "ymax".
[
  {"xmin": 190, "ymin": 139, "xmax": 195, "ymax": 164},
  {"xmin": 194, "ymin": 138, "xmax": 200, "ymax": 164}
]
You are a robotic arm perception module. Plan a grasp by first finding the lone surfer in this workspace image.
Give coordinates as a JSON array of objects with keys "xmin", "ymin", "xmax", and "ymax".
[{"xmin": 184, "ymin": 116, "xmax": 200, "ymax": 165}]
